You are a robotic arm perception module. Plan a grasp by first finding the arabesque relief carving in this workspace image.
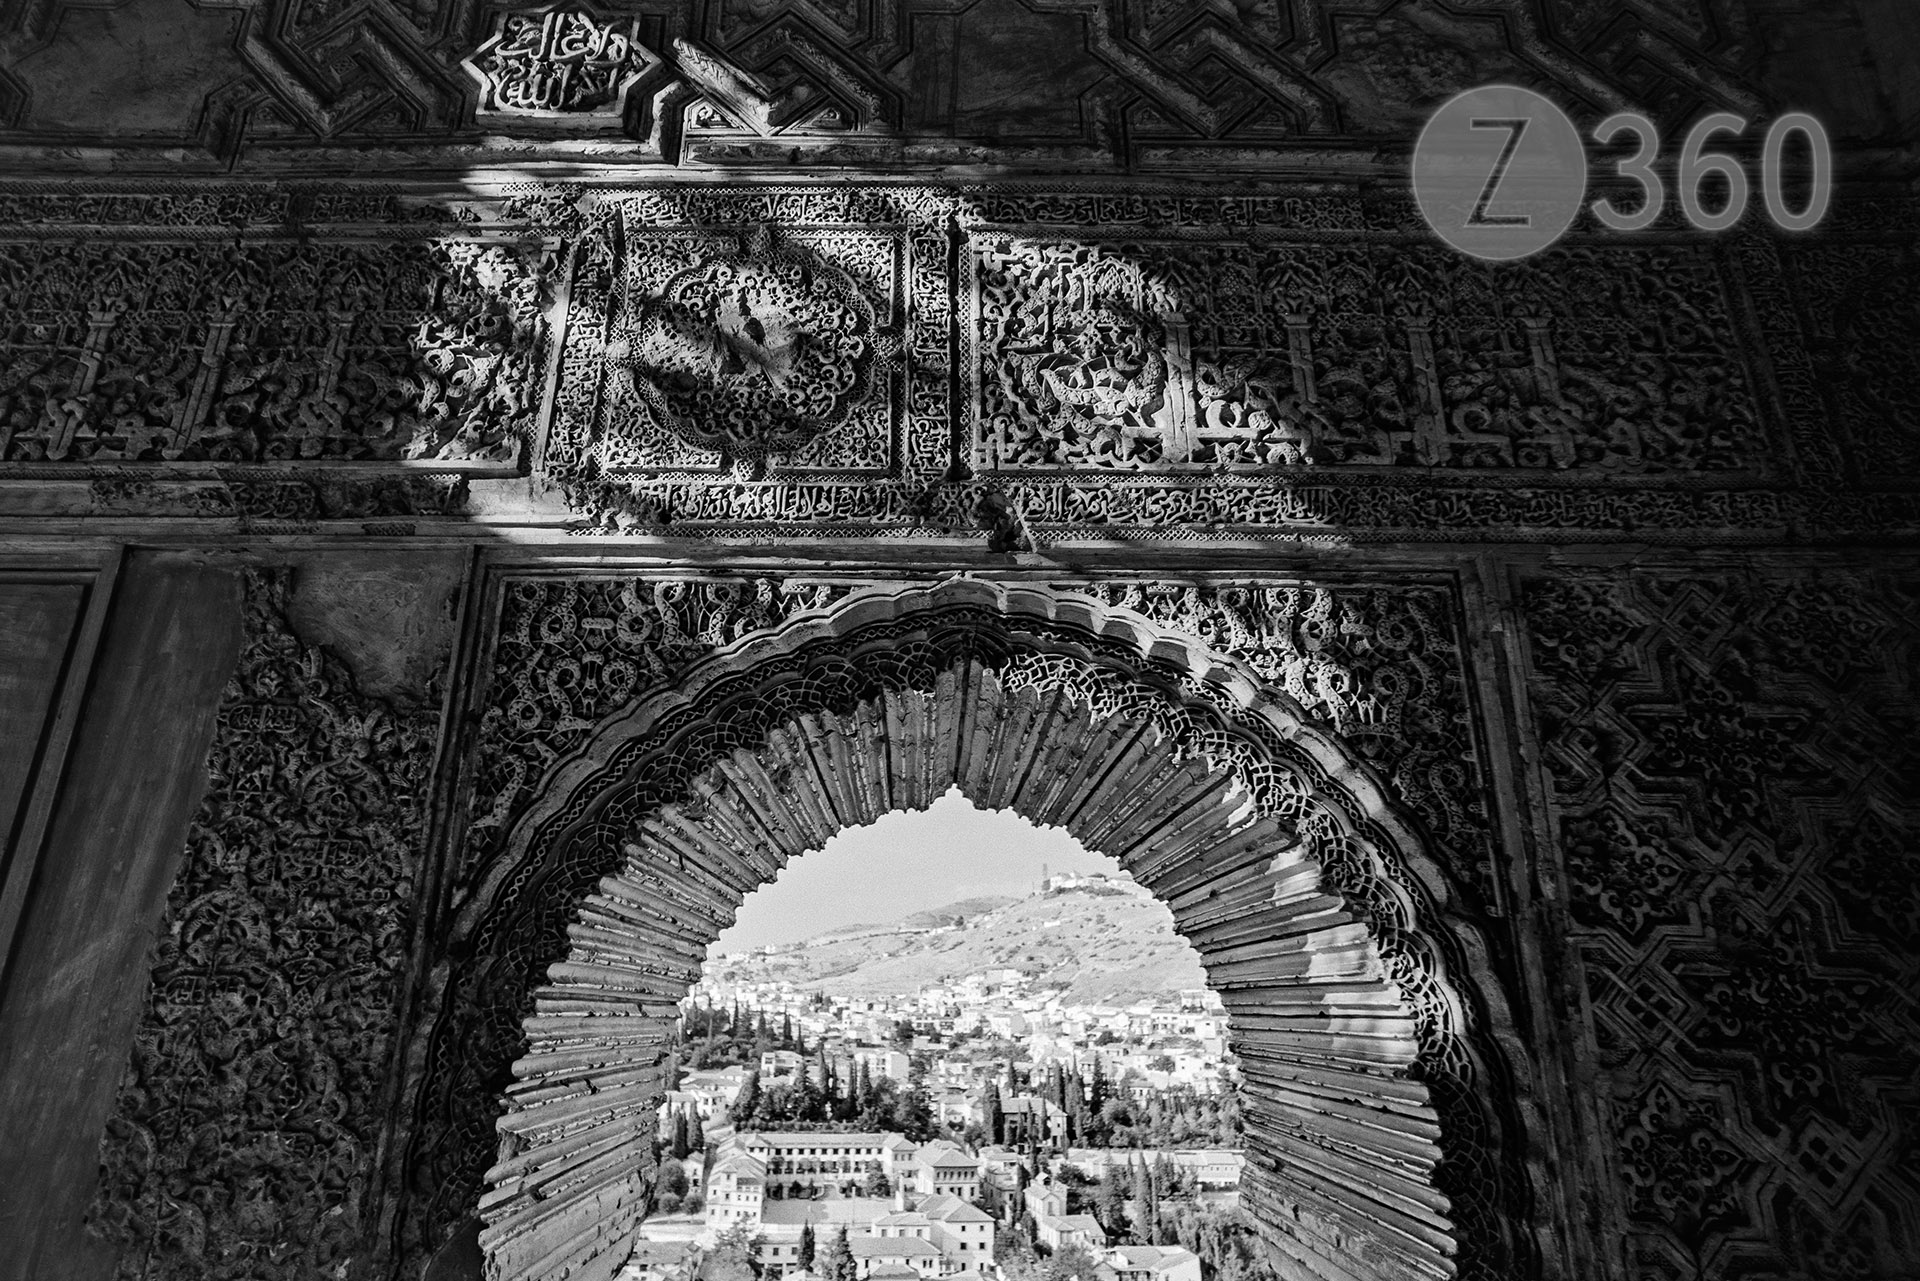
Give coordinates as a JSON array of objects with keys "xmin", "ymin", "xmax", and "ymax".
[
  {"xmin": 607, "ymin": 224, "xmax": 892, "ymax": 477},
  {"xmin": 0, "ymin": 231, "xmax": 551, "ymax": 467},
  {"xmin": 974, "ymin": 235, "xmax": 1766, "ymax": 474},
  {"xmin": 2, "ymin": 184, "xmax": 1917, "ymax": 541},
  {"xmin": 85, "ymin": 568, "xmax": 442, "ymax": 1280}
]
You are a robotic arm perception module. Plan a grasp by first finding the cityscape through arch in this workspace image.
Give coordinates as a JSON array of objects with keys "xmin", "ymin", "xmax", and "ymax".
[
  {"xmin": 448, "ymin": 581, "xmax": 1519, "ymax": 1281},
  {"xmin": 644, "ymin": 795, "xmax": 1250, "ymax": 1281}
]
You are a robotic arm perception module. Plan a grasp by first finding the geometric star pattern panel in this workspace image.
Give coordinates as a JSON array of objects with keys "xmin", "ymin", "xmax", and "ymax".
[
  {"xmin": 2, "ymin": 0, "xmax": 1916, "ymax": 172},
  {"xmin": 1518, "ymin": 567, "xmax": 1920, "ymax": 1280}
]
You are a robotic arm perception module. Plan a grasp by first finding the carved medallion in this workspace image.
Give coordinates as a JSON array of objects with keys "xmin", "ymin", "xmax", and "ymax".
[{"xmin": 609, "ymin": 228, "xmax": 879, "ymax": 477}]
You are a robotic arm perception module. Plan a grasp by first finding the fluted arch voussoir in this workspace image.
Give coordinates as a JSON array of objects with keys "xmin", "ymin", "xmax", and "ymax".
[{"xmin": 477, "ymin": 582, "xmax": 1466, "ymax": 1281}]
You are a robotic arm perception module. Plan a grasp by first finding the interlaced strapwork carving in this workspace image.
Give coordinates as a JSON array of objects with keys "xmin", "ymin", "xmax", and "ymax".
[
  {"xmin": 409, "ymin": 579, "xmax": 1534, "ymax": 1281},
  {"xmin": 84, "ymin": 569, "xmax": 442, "ymax": 1281},
  {"xmin": 1520, "ymin": 568, "xmax": 1920, "ymax": 1279},
  {"xmin": 2, "ymin": 0, "xmax": 1815, "ymax": 172}
]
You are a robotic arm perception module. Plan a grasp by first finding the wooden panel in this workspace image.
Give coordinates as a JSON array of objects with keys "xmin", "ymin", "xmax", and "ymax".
[
  {"xmin": 0, "ymin": 552, "xmax": 242, "ymax": 1281},
  {"xmin": 0, "ymin": 582, "xmax": 85, "ymax": 866}
]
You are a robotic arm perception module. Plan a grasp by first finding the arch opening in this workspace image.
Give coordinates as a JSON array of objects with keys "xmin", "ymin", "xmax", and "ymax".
[{"xmin": 424, "ymin": 581, "xmax": 1521, "ymax": 1281}]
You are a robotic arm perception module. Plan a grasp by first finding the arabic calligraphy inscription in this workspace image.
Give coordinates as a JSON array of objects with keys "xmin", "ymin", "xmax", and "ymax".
[{"xmin": 464, "ymin": 7, "xmax": 660, "ymax": 123}]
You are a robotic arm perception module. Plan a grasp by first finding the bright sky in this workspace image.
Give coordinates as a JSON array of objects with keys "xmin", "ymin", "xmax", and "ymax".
[{"xmin": 709, "ymin": 787, "xmax": 1124, "ymax": 954}]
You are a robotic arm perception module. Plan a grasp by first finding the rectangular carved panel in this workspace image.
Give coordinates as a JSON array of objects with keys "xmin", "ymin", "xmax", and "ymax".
[
  {"xmin": 545, "ymin": 188, "xmax": 947, "ymax": 486},
  {"xmin": 0, "ymin": 230, "xmax": 546, "ymax": 468},
  {"xmin": 86, "ymin": 567, "xmax": 444, "ymax": 1281},
  {"xmin": 971, "ymin": 231, "xmax": 1770, "ymax": 479}
]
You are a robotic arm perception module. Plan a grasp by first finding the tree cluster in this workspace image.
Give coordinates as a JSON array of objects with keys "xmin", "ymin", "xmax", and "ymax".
[
  {"xmin": 1156, "ymin": 1203, "xmax": 1277, "ymax": 1281},
  {"xmin": 727, "ymin": 1055, "xmax": 936, "ymax": 1142},
  {"xmin": 679, "ymin": 998, "xmax": 810, "ymax": 1071},
  {"xmin": 986, "ymin": 1060, "xmax": 1243, "ymax": 1151},
  {"xmin": 697, "ymin": 1222, "xmax": 759, "ymax": 1281},
  {"xmin": 813, "ymin": 1226, "xmax": 857, "ymax": 1281}
]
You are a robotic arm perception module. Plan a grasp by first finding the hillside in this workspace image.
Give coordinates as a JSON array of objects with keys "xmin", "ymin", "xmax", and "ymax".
[{"xmin": 717, "ymin": 883, "xmax": 1207, "ymax": 1005}]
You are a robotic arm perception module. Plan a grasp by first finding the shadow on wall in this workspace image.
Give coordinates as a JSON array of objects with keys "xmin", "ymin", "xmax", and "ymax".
[
  {"xmin": 35, "ymin": 181, "xmax": 1647, "ymax": 1281},
  {"xmin": 0, "ymin": 190, "xmax": 543, "ymax": 528},
  {"xmin": 3, "ymin": 176, "xmax": 1901, "ymax": 544},
  {"xmin": 42, "ymin": 170, "xmax": 1920, "ymax": 1281}
]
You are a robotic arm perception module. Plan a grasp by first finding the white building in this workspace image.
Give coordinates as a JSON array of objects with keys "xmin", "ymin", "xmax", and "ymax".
[
  {"xmin": 705, "ymin": 1151, "xmax": 766, "ymax": 1229},
  {"xmin": 734, "ymin": 1131, "xmax": 914, "ymax": 1196},
  {"xmin": 848, "ymin": 1239, "xmax": 943, "ymax": 1280},
  {"xmin": 1024, "ymin": 1176, "xmax": 1068, "ymax": 1222},
  {"xmin": 1101, "ymin": 1246, "xmax": 1202, "ymax": 1281},
  {"xmin": 762, "ymin": 1049, "xmax": 807, "ymax": 1079},
  {"xmin": 1036, "ymin": 1214, "xmax": 1106, "ymax": 1253},
  {"xmin": 748, "ymin": 1198, "xmax": 894, "ymax": 1275},
  {"xmin": 1056, "ymin": 1149, "xmax": 1243, "ymax": 1192},
  {"xmin": 853, "ymin": 1048, "xmax": 912, "ymax": 1082},
  {"xmin": 914, "ymin": 1193, "xmax": 998, "ymax": 1264},
  {"xmin": 620, "ymin": 1240, "xmax": 700, "ymax": 1281},
  {"xmin": 910, "ymin": 1140, "xmax": 983, "ymax": 1200},
  {"xmin": 680, "ymin": 1066, "xmax": 752, "ymax": 1119},
  {"xmin": 985, "ymin": 1012, "xmax": 1028, "ymax": 1037}
]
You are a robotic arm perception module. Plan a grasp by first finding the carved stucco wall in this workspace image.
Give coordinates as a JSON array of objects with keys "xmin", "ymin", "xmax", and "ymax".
[
  {"xmin": 74, "ymin": 557, "xmax": 1920, "ymax": 1281},
  {"xmin": 2, "ymin": 182, "xmax": 1917, "ymax": 540},
  {"xmin": 1516, "ymin": 564, "xmax": 1920, "ymax": 1279},
  {"xmin": 0, "ymin": 5, "xmax": 1910, "ymax": 1278},
  {"xmin": 86, "ymin": 563, "xmax": 461, "ymax": 1280}
]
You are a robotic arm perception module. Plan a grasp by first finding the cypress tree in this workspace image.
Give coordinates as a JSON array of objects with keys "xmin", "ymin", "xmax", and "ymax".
[
  {"xmin": 1151, "ymin": 1154, "xmax": 1172, "ymax": 1242},
  {"xmin": 1130, "ymin": 1158, "xmax": 1152, "ymax": 1242},
  {"xmin": 830, "ymin": 1227, "xmax": 855, "ymax": 1281},
  {"xmin": 798, "ymin": 1223, "xmax": 816, "ymax": 1270},
  {"xmin": 731, "ymin": 1068, "xmax": 762, "ymax": 1125}
]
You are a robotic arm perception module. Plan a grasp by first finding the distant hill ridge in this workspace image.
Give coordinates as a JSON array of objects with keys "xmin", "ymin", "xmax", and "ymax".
[{"xmin": 720, "ymin": 881, "xmax": 1206, "ymax": 1005}]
